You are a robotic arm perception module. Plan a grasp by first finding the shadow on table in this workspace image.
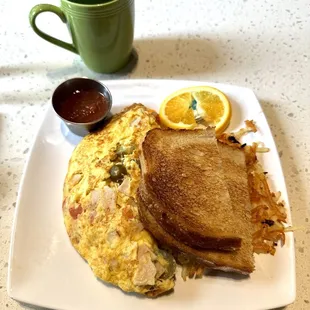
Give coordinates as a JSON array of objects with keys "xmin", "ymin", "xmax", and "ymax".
[
  {"xmin": 132, "ymin": 36, "xmax": 221, "ymax": 77},
  {"xmin": 0, "ymin": 35, "xmax": 251, "ymax": 82},
  {"xmin": 39, "ymin": 36, "xmax": 223, "ymax": 81},
  {"xmin": 65, "ymin": 36, "xmax": 223, "ymax": 80}
]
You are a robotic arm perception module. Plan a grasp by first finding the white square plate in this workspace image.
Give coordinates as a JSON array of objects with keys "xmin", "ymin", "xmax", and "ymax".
[{"xmin": 8, "ymin": 79, "xmax": 295, "ymax": 310}]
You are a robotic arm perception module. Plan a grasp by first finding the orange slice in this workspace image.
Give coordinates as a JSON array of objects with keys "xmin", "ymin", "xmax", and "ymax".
[{"xmin": 159, "ymin": 86, "xmax": 231, "ymax": 134}]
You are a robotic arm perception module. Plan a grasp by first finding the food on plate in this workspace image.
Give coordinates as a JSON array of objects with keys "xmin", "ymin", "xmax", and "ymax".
[
  {"xmin": 137, "ymin": 128, "xmax": 254, "ymax": 274},
  {"xmin": 218, "ymin": 122, "xmax": 288, "ymax": 255},
  {"xmin": 159, "ymin": 86, "xmax": 231, "ymax": 134},
  {"xmin": 138, "ymin": 128, "xmax": 243, "ymax": 251},
  {"xmin": 62, "ymin": 104, "xmax": 176, "ymax": 297},
  {"xmin": 62, "ymin": 89, "xmax": 288, "ymax": 296},
  {"xmin": 247, "ymin": 146, "xmax": 287, "ymax": 255}
]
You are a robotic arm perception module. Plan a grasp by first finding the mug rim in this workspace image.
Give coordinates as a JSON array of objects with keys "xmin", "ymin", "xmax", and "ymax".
[
  {"xmin": 61, "ymin": 0, "xmax": 133, "ymax": 16},
  {"xmin": 61, "ymin": 0, "xmax": 119, "ymax": 8}
]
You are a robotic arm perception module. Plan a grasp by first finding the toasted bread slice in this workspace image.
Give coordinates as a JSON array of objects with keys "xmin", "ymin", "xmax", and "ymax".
[
  {"xmin": 137, "ymin": 142, "xmax": 254, "ymax": 273},
  {"xmin": 140, "ymin": 128, "xmax": 241, "ymax": 251}
]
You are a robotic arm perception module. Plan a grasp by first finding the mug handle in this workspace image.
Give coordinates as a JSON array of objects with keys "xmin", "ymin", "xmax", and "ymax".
[{"xmin": 29, "ymin": 4, "xmax": 78, "ymax": 54}]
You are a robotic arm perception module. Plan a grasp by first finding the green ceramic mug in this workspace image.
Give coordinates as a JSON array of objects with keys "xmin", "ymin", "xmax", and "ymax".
[{"xmin": 29, "ymin": 0, "xmax": 134, "ymax": 73}]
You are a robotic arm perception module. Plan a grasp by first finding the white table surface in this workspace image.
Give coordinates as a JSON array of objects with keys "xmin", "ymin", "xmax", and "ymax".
[{"xmin": 0, "ymin": 0, "xmax": 309, "ymax": 309}]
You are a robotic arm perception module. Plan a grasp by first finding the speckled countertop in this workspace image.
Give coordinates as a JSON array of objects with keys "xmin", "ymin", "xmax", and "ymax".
[{"xmin": 0, "ymin": 0, "xmax": 309, "ymax": 309}]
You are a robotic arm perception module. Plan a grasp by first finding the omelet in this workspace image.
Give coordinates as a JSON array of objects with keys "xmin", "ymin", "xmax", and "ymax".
[{"xmin": 62, "ymin": 104, "xmax": 176, "ymax": 297}]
